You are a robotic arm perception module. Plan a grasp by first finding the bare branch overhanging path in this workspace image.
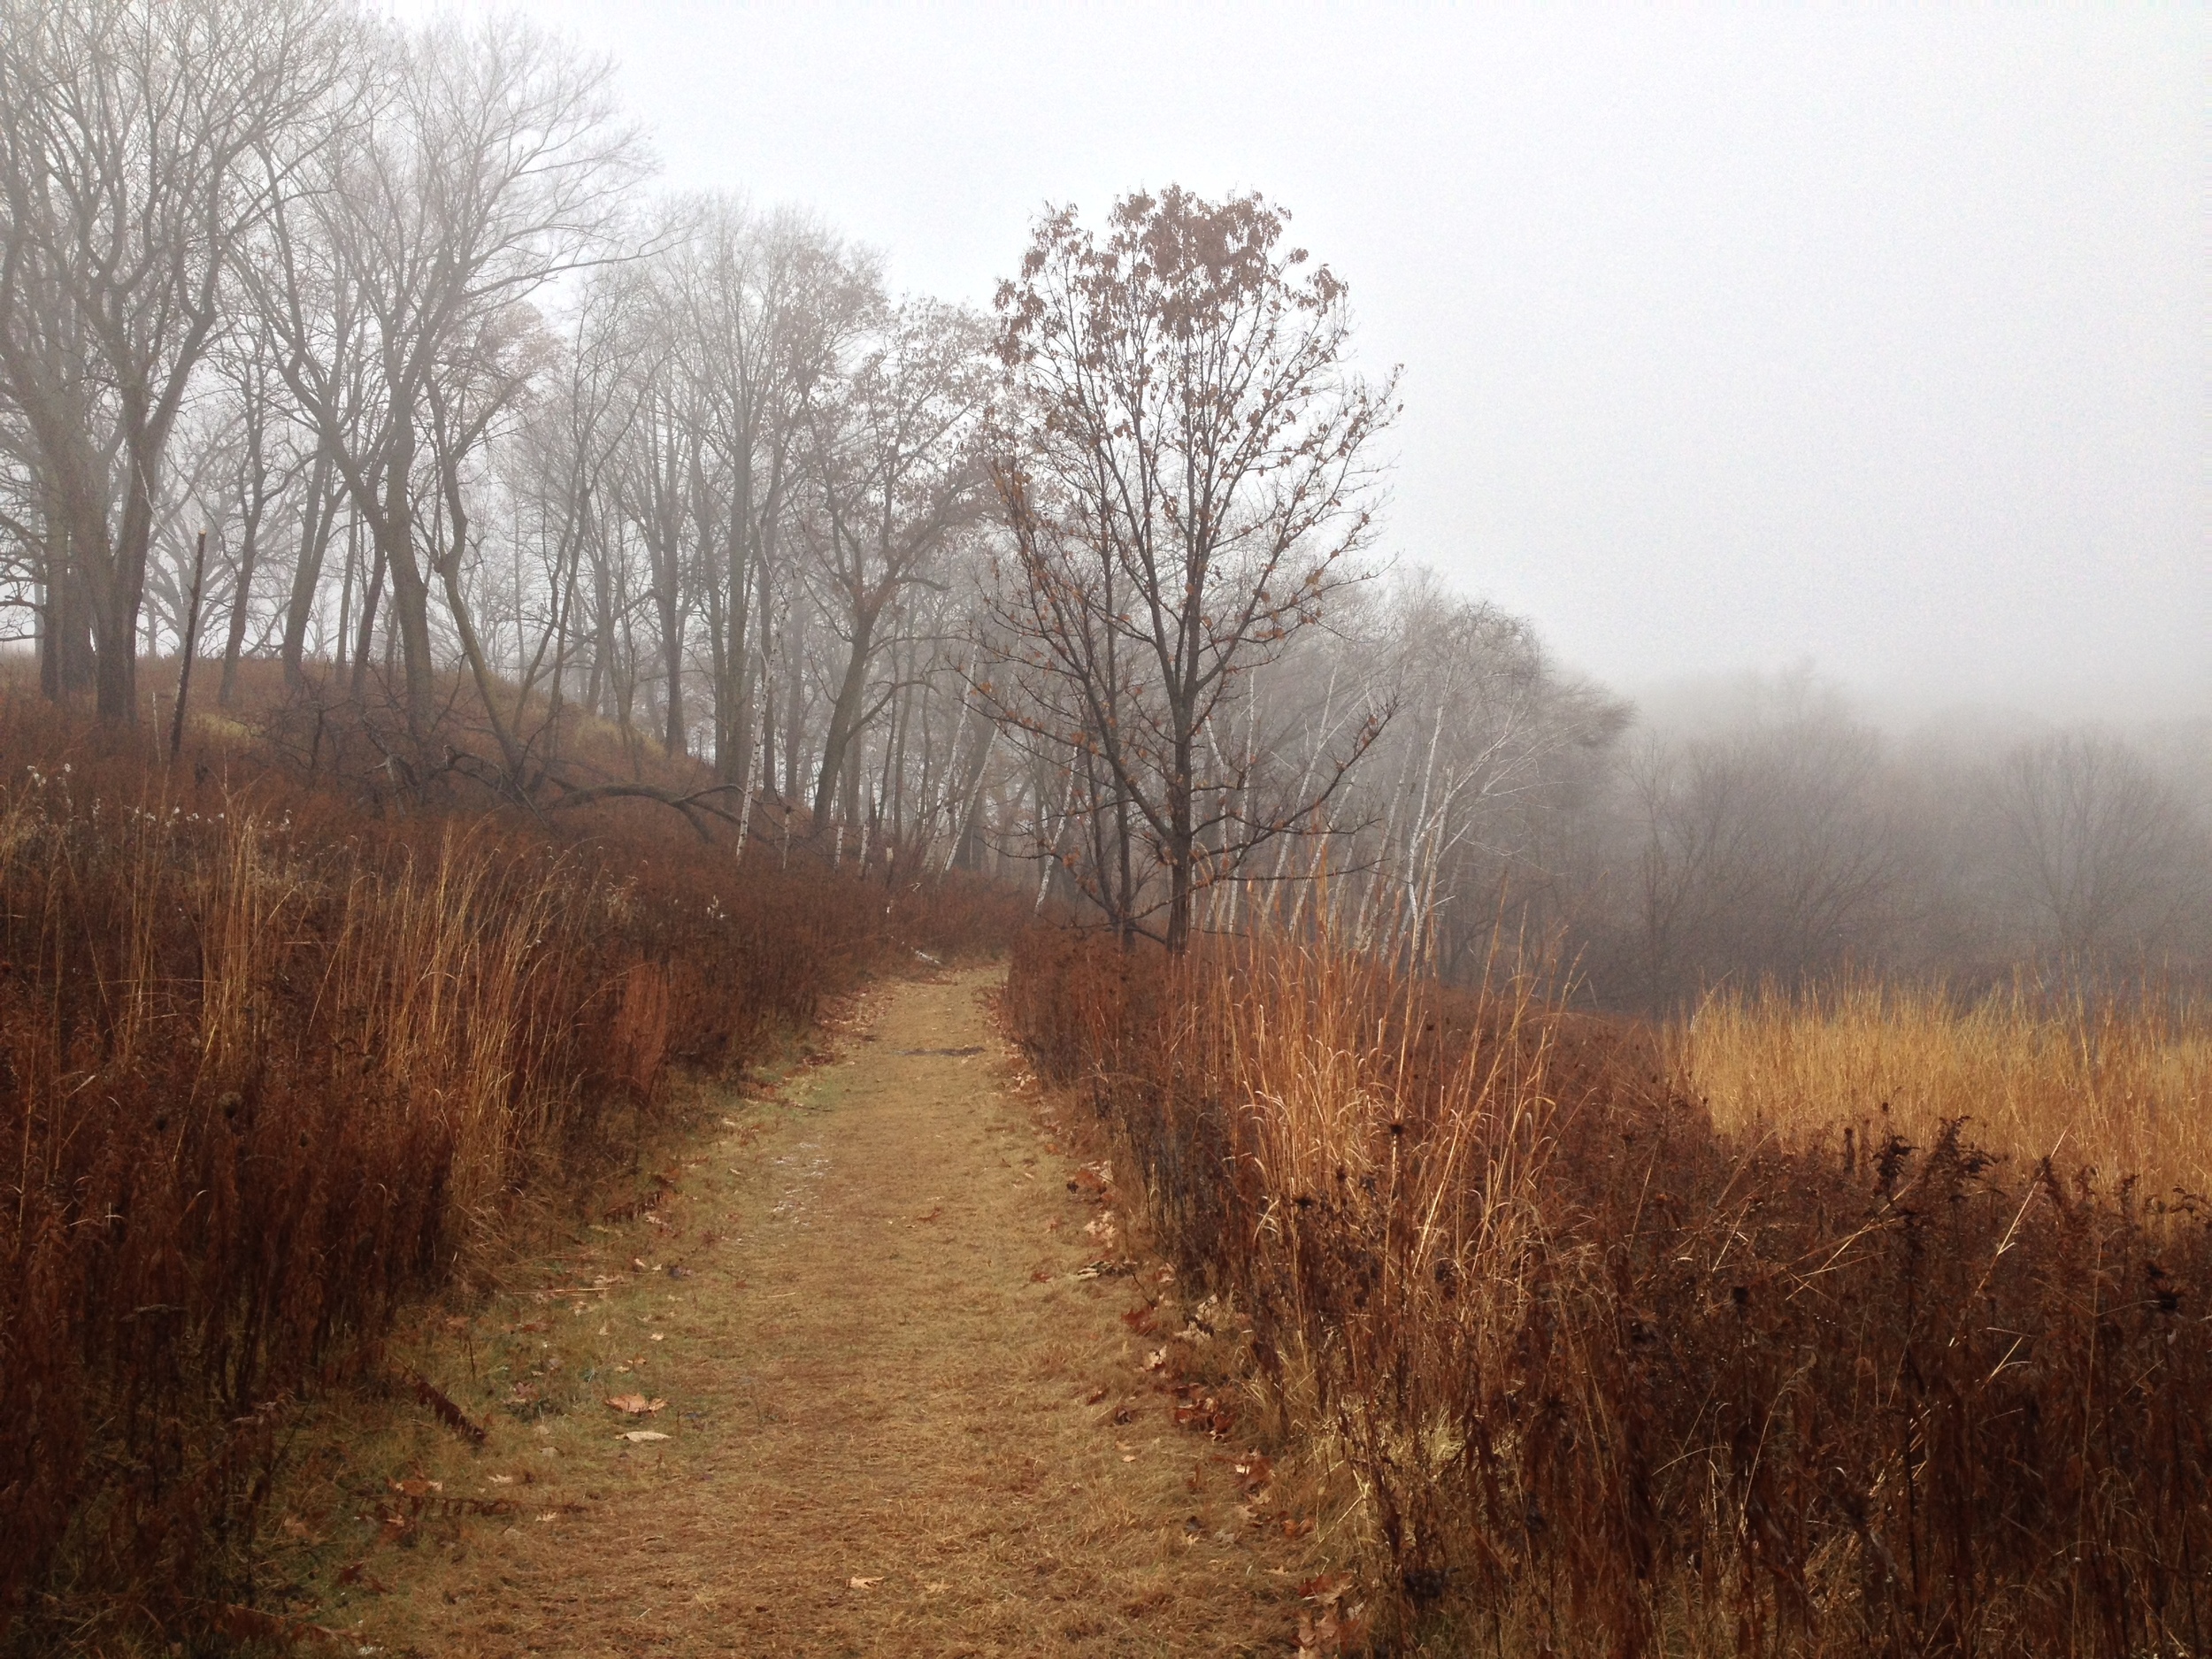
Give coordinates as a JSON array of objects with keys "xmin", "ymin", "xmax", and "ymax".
[{"xmin": 346, "ymin": 968, "xmax": 1330, "ymax": 1657}]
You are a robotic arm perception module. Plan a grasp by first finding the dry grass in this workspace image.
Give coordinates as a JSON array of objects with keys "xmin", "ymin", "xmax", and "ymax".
[
  {"xmin": 1010, "ymin": 925, "xmax": 2212, "ymax": 1656},
  {"xmin": 0, "ymin": 685, "xmax": 1027, "ymax": 1653},
  {"xmin": 1680, "ymin": 980, "xmax": 2212, "ymax": 1197}
]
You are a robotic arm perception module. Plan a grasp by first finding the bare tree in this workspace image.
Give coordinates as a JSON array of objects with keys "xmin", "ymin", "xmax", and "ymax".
[
  {"xmin": 1992, "ymin": 731, "xmax": 2208, "ymax": 956},
  {"xmin": 1624, "ymin": 691, "xmax": 1905, "ymax": 1007},
  {"xmin": 675, "ymin": 201, "xmax": 878, "ymax": 788},
  {"xmin": 242, "ymin": 11, "xmax": 640, "ymax": 741},
  {"xmin": 802, "ymin": 299, "xmax": 989, "ymax": 832},
  {"xmin": 985, "ymin": 188, "xmax": 1396, "ymax": 950},
  {"xmin": 0, "ymin": 0, "xmax": 340, "ymax": 720}
]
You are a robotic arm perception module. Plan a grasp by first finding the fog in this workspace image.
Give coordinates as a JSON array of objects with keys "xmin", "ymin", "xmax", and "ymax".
[
  {"xmin": 4, "ymin": 0, "xmax": 2203, "ymax": 1001},
  {"xmin": 394, "ymin": 0, "xmax": 2208, "ymax": 719}
]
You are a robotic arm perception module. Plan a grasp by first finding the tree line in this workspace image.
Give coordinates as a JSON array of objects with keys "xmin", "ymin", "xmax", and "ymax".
[{"xmin": 4, "ymin": 0, "xmax": 2202, "ymax": 1001}]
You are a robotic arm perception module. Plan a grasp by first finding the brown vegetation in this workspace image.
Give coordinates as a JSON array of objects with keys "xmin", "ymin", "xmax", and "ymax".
[
  {"xmin": 1010, "ymin": 926, "xmax": 2212, "ymax": 1655},
  {"xmin": 0, "ymin": 680, "xmax": 1025, "ymax": 1648}
]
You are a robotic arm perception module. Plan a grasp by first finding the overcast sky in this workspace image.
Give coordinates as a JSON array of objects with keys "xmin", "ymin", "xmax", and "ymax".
[{"xmin": 401, "ymin": 2, "xmax": 2206, "ymax": 721}]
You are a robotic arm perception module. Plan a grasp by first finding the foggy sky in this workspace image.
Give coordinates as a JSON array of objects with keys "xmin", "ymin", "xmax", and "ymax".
[{"xmin": 395, "ymin": 2, "xmax": 2207, "ymax": 720}]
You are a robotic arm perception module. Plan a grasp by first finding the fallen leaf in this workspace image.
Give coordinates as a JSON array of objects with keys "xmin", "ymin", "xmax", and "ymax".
[
  {"xmin": 1143, "ymin": 1348, "xmax": 1169, "ymax": 1371},
  {"xmin": 618, "ymin": 1430, "xmax": 671, "ymax": 1443},
  {"xmin": 604, "ymin": 1394, "xmax": 666, "ymax": 1416},
  {"xmin": 1029, "ymin": 1269, "xmax": 1054, "ymax": 1284},
  {"xmin": 649, "ymin": 1333, "xmax": 665, "ymax": 1341},
  {"xmin": 1297, "ymin": 1571, "xmax": 1354, "ymax": 1606},
  {"xmin": 849, "ymin": 1576, "xmax": 882, "ymax": 1589}
]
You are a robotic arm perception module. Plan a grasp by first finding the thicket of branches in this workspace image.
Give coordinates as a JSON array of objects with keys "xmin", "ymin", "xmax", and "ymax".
[{"xmin": 4, "ymin": 0, "xmax": 2203, "ymax": 1000}]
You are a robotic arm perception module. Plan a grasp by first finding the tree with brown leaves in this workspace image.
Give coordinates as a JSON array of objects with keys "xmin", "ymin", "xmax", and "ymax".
[{"xmin": 984, "ymin": 187, "xmax": 1396, "ymax": 951}]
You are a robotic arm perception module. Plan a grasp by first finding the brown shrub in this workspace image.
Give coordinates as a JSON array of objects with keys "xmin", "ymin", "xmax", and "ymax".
[{"xmin": 1010, "ymin": 925, "xmax": 2212, "ymax": 1655}]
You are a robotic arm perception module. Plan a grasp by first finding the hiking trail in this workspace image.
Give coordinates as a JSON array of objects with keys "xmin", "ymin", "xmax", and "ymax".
[{"xmin": 313, "ymin": 966, "xmax": 1338, "ymax": 1657}]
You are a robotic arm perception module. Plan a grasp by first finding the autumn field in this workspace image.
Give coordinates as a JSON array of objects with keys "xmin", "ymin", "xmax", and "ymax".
[{"xmin": 1009, "ymin": 928, "xmax": 2212, "ymax": 1656}]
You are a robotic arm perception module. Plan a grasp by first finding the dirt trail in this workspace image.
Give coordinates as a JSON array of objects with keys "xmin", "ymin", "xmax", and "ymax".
[{"xmin": 332, "ymin": 968, "xmax": 1334, "ymax": 1657}]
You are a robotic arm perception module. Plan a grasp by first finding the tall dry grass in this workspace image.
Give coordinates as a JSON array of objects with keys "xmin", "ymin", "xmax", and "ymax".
[
  {"xmin": 1681, "ymin": 980, "xmax": 2212, "ymax": 1198},
  {"xmin": 1012, "ymin": 926, "xmax": 2212, "ymax": 1656},
  {"xmin": 0, "ymin": 688, "xmax": 1026, "ymax": 1647}
]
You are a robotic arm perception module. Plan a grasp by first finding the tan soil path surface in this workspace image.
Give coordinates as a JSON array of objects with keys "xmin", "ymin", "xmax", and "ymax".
[{"xmin": 325, "ymin": 968, "xmax": 1334, "ymax": 1657}]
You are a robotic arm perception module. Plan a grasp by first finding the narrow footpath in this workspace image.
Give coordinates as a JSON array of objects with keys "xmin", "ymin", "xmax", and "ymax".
[{"xmin": 319, "ymin": 968, "xmax": 1338, "ymax": 1658}]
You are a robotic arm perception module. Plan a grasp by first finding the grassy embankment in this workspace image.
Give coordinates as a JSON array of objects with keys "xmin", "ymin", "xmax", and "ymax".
[
  {"xmin": 1009, "ymin": 929, "xmax": 2210, "ymax": 1656},
  {"xmin": 0, "ymin": 669, "xmax": 1025, "ymax": 1651}
]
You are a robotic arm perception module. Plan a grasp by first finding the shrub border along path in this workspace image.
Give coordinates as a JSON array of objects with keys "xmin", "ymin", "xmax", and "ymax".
[{"xmin": 260, "ymin": 967, "xmax": 1345, "ymax": 1657}]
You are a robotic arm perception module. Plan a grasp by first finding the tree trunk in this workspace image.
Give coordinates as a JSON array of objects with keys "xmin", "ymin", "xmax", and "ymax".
[
  {"xmin": 219, "ymin": 488, "xmax": 271, "ymax": 709},
  {"xmin": 280, "ymin": 451, "xmax": 337, "ymax": 685},
  {"xmin": 810, "ymin": 603, "xmax": 877, "ymax": 830},
  {"xmin": 377, "ymin": 418, "xmax": 437, "ymax": 735}
]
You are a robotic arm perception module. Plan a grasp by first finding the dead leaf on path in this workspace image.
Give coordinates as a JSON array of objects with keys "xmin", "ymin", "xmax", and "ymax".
[
  {"xmin": 1281, "ymin": 1515, "xmax": 1317, "ymax": 1539},
  {"xmin": 618, "ymin": 1430, "xmax": 670, "ymax": 1442},
  {"xmin": 1143, "ymin": 1348, "xmax": 1168, "ymax": 1371},
  {"xmin": 1029, "ymin": 1269, "xmax": 1054, "ymax": 1283},
  {"xmin": 388, "ymin": 1478, "xmax": 442, "ymax": 1498},
  {"xmin": 1235, "ymin": 1454, "xmax": 1274, "ymax": 1494},
  {"xmin": 604, "ymin": 1394, "xmax": 666, "ymax": 1416},
  {"xmin": 1297, "ymin": 1571, "xmax": 1353, "ymax": 1605},
  {"xmin": 336, "ymin": 1561, "xmax": 390, "ymax": 1593},
  {"xmin": 1120, "ymin": 1305, "xmax": 1156, "ymax": 1334},
  {"xmin": 914, "ymin": 1206, "xmax": 942, "ymax": 1223},
  {"xmin": 1081, "ymin": 1387, "xmax": 1107, "ymax": 1405},
  {"xmin": 849, "ymin": 1576, "xmax": 882, "ymax": 1589}
]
